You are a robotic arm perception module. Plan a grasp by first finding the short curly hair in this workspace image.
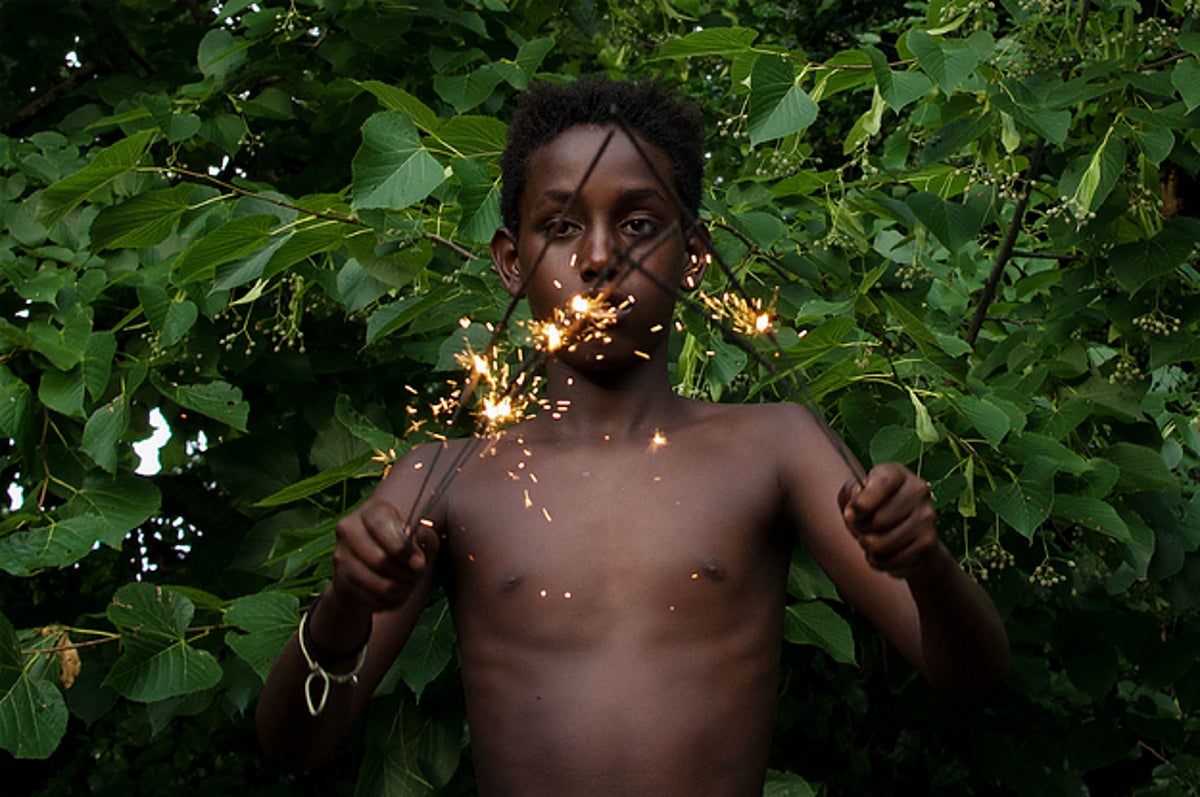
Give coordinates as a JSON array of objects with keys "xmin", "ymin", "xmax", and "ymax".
[{"xmin": 499, "ymin": 77, "xmax": 706, "ymax": 234}]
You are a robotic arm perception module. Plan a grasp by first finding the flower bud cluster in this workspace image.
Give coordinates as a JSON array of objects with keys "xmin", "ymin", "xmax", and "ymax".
[
  {"xmin": 1133, "ymin": 312, "xmax": 1181, "ymax": 336},
  {"xmin": 969, "ymin": 539, "xmax": 1015, "ymax": 582},
  {"xmin": 1109, "ymin": 355, "xmax": 1143, "ymax": 384},
  {"xmin": 895, "ymin": 264, "xmax": 933, "ymax": 290},
  {"xmin": 1029, "ymin": 559, "xmax": 1073, "ymax": 588}
]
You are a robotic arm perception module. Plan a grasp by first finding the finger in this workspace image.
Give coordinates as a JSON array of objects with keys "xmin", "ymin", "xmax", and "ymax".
[
  {"xmin": 333, "ymin": 559, "xmax": 419, "ymax": 610},
  {"xmin": 852, "ymin": 464, "xmax": 907, "ymax": 514},
  {"xmin": 404, "ymin": 519, "xmax": 442, "ymax": 572},
  {"xmin": 359, "ymin": 500, "xmax": 410, "ymax": 555},
  {"xmin": 862, "ymin": 520, "xmax": 938, "ymax": 575},
  {"xmin": 837, "ymin": 479, "xmax": 859, "ymax": 512},
  {"xmin": 336, "ymin": 508, "xmax": 409, "ymax": 581}
]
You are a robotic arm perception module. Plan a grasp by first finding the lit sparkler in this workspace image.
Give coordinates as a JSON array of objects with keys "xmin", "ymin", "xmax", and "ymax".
[
  {"xmin": 526, "ymin": 293, "xmax": 623, "ymax": 355},
  {"xmin": 453, "ymin": 346, "xmax": 541, "ymax": 433},
  {"xmin": 698, "ymin": 290, "xmax": 775, "ymax": 337}
]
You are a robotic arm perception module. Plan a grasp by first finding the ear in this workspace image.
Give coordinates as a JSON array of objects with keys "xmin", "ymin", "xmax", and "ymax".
[
  {"xmin": 491, "ymin": 227, "xmax": 525, "ymax": 298},
  {"xmin": 679, "ymin": 221, "xmax": 712, "ymax": 292}
]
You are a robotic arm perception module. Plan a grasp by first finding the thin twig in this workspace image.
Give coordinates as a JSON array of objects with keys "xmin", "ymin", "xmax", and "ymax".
[
  {"xmin": 966, "ymin": 137, "xmax": 1046, "ymax": 346},
  {"xmin": 1010, "ymin": 250, "xmax": 1078, "ymax": 262},
  {"xmin": 163, "ymin": 167, "xmax": 361, "ymax": 226}
]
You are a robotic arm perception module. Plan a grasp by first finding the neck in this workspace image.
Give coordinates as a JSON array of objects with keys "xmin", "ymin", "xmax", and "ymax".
[{"xmin": 535, "ymin": 355, "xmax": 680, "ymax": 441}]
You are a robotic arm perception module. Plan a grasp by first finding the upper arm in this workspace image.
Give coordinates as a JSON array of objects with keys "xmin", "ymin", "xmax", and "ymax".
[{"xmin": 773, "ymin": 404, "xmax": 924, "ymax": 667}]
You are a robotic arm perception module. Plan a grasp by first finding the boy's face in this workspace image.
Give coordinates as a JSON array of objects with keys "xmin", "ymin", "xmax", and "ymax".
[{"xmin": 491, "ymin": 124, "xmax": 708, "ymax": 370}]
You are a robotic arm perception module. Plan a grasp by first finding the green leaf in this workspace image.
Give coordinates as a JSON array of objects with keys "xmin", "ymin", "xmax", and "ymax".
[
  {"xmin": 90, "ymin": 183, "xmax": 193, "ymax": 249},
  {"xmin": 1100, "ymin": 443, "xmax": 1178, "ymax": 492},
  {"xmin": 82, "ymin": 331, "xmax": 117, "ymax": 401},
  {"xmin": 254, "ymin": 452, "xmax": 374, "ymax": 507},
  {"xmin": 151, "ymin": 375, "xmax": 249, "ymax": 431},
  {"xmin": 869, "ymin": 425, "xmax": 921, "ymax": 465},
  {"xmin": 38, "ymin": 129, "xmax": 155, "ymax": 228},
  {"xmin": 0, "ymin": 516, "xmax": 104, "ymax": 576},
  {"xmin": 1059, "ymin": 132, "xmax": 1125, "ymax": 213},
  {"xmin": 37, "ymin": 368, "xmax": 85, "ymax": 418},
  {"xmin": 763, "ymin": 770, "xmax": 819, "ymax": 797},
  {"xmin": 652, "ymin": 27, "xmax": 758, "ymax": 59},
  {"xmin": 0, "ymin": 473, "xmax": 158, "ymax": 575},
  {"xmin": 1172, "ymin": 57, "xmax": 1200, "ymax": 112},
  {"xmin": 865, "ymin": 45, "xmax": 931, "ymax": 110},
  {"xmin": 0, "ymin": 367, "xmax": 34, "ymax": 454},
  {"xmin": 433, "ymin": 69, "xmax": 503, "ymax": 114},
  {"xmin": 352, "ymin": 111, "xmax": 446, "ymax": 213},
  {"xmin": 197, "ymin": 28, "xmax": 248, "ymax": 82},
  {"xmin": 104, "ymin": 583, "xmax": 222, "ymax": 702},
  {"xmin": 748, "ymin": 56, "xmax": 818, "ymax": 146},
  {"xmin": 910, "ymin": 390, "xmax": 939, "ymax": 443},
  {"xmin": 25, "ymin": 308, "xmax": 91, "ymax": 371},
  {"xmin": 783, "ymin": 601, "xmax": 857, "ymax": 665},
  {"xmin": 81, "ymin": 395, "xmax": 130, "ymax": 473},
  {"xmin": 334, "ymin": 394, "xmax": 397, "ymax": 452},
  {"xmin": 394, "ymin": 598, "xmax": 456, "ymax": 700},
  {"xmin": 787, "ymin": 547, "xmax": 839, "ymax": 601},
  {"xmin": 1052, "ymin": 495, "xmax": 1131, "ymax": 543},
  {"xmin": 1134, "ymin": 127, "xmax": 1175, "ymax": 165},
  {"xmin": 356, "ymin": 81, "xmax": 441, "ymax": 132},
  {"xmin": 173, "ymin": 214, "xmax": 277, "ymax": 283},
  {"xmin": 907, "ymin": 29, "xmax": 993, "ymax": 95},
  {"xmin": 453, "ymin": 157, "xmax": 502, "ymax": 244},
  {"xmin": 436, "ymin": 116, "xmax": 507, "ymax": 159},
  {"xmin": 954, "ymin": 395, "xmax": 1012, "ymax": 448},
  {"xmin": 1109, "ymin": 218, "xmax": 1198, "ymax": 295},
  {"xmin": 224, "ymin": 592, "xmax": 299, "ymax": 681},
  {"xmin": 906, "ymin": 191, "xmax": 983, "ymax": 252},
  {"xmin": 264, "ymin": 219, "xmax": 353, "ymax": 277},
  {"xmin": 508, "ymin": 36, "xmax": 552, "ymax": 77},
  {"xmin": 1004, "ymin": 432, "xmax": 1090, "ymax": 475},
  {"xmin": 980, "ymin": 480, "xmax": 1052, "ymax": 539},
  {"xmin": 0, "ymin": 615, "xmax": 68, "ymax": 760}
]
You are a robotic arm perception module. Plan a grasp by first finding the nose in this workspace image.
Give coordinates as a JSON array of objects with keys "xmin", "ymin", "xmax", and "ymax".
[{"xmin": 578, "ymin": 225, "xmax": 615, "ymax": 284}]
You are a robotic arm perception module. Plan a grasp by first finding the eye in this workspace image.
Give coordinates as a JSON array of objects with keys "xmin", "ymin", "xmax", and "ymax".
[
  {"xmin": 621, "ymin": 218, "xmax": 660, "ymax": 239},
  {"xmin": 542, "ymin": 216, "xmax": 580, "ymax": 238}
]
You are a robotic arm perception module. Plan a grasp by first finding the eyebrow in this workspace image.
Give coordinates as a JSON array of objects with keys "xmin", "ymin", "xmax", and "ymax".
[{"xmin": 541, "ymin": 187, "xmax": 666, "ymax": 204}]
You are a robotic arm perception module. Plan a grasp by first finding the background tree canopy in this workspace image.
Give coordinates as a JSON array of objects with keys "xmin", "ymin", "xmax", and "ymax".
[{"xmin": 2, "ymin": 0, "xmax": 1199, "ymax": 794}]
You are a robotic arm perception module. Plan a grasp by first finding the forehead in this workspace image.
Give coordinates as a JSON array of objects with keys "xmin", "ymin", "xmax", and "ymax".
[{"xmin": 521, "ymin": 124, "xmax": 675, "ymax": 209}]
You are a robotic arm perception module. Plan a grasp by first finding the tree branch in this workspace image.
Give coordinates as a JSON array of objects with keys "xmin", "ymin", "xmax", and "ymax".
[
  {"xmin": 2, "ymin": 61, "xmax": 102, "ymax": 138},
  {"xmin": 965, "ymin": 137, "xmax": 1046, "ymax": 347}
]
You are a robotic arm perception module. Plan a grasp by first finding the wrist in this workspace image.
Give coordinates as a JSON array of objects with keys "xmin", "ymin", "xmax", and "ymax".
[
  {"xmin": 904, "ymin": 540, "xmax": 956, "ymax": 591},
  {"xmin": 305, "ymin": 590, "xmax": 372, "ymax": 668}
]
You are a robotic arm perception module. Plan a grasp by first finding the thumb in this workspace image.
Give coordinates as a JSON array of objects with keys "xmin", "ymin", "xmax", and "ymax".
[{"xmin": 837, "ymin": 478, "xmax": 862, "ymax": 512}]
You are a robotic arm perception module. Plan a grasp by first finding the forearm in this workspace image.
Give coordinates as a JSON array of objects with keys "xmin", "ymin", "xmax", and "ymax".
[
  {"xmin": 905, "ymin": 543, "xmax": 1010, "ymax": 698},
  {"xmin": 256, "ymin": 582, "xmax": 431, "ymax": 770},
  {"xmin": 256, "ymin": 588, "xmax": 374, "ymax": 769}
]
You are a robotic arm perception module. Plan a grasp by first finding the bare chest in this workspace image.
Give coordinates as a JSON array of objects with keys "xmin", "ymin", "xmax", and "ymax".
[{"xmin": 440, "ymin": 431, "xmax": 789, "ymax": 641}]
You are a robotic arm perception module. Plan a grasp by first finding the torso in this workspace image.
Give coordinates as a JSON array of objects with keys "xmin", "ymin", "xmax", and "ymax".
[{"xmin": 433, "ymin": 400, "xmax": 802, "ymax": 796}]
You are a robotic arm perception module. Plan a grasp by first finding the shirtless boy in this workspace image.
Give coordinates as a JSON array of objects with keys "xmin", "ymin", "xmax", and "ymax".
[{"xmin": 257, "ymin": 78, "xmax": 1009, "ymax": 796}]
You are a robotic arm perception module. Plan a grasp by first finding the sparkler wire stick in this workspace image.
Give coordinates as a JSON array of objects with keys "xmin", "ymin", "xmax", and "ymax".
[
  {"xmin": 398, "ymin": 102, "xmax": 868, "ymax": 539},
  {"xmin": 399, "ymin": 130, "xmax": 624, "ymax": 531},
  {"xmin": 608, "ymin": 112, "xmax": 866, "ymax": 485}
]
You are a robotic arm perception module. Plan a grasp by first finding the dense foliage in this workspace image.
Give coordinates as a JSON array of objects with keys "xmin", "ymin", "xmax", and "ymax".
[{"xmin": 2, "ymin": 0, "xmax": 1199, "ymax": 794}]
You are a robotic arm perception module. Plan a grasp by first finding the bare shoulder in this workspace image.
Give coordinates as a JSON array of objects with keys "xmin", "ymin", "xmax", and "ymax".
[
  {"xmin": 371, "ymin": 436, "xmax": 479, "ymax": 523},
  {"xmin": 686, "ymin": 400, "xmax": 837, "ymax": 454}
]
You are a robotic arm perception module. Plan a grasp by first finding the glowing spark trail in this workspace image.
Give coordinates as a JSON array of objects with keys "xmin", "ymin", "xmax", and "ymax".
[{"xmin": 399, "ymin": 112, "xmax": 866, "ymax": 547}]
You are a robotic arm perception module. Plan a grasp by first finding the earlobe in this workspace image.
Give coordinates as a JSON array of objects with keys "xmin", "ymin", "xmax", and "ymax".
[
  {"xmin": 491, "ymin": 227, "xmax": 525, "ymax": 298},
  {"xmin": 680, "ymin": 224, "xmax": 712, "ymax": 292}
]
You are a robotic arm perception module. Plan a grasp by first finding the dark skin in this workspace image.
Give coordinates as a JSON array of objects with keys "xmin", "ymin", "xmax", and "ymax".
[{"xmin": 257, "ymin": 125, "xmax": 1009, "ymax": 795}]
